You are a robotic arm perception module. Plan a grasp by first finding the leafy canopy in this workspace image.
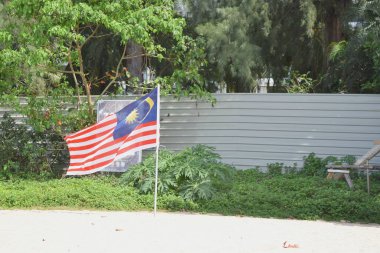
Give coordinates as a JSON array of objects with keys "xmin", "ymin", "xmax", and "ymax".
[
  {"xmin": 185, "ymin": 0, "xmax": 324, "ymax": 92},
  {"xmin": 0, "ymin": 0, "xmax": 207, "ymax": 106}
]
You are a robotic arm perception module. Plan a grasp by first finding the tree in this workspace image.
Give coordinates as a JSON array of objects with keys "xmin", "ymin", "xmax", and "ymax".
[
  {"xmin": 184, "ymin": 0, "xmax": 326, "ymax": 92},
  {"xmin": 0, "ymin": 0, "xmax": 206, "ymax": 115},
  {"xmin": 323, "ymin": 0, "xmax": 380, "ymax": 93},
  {"xmin": 262, "ymin": 0, "xmax": 320, "ymax": 85},
  {"xmin": 184, "ymin": 0, "xmax": 356, "ymax": 93},
  {"xmin": 185, "ymin": 0, "xmax": 270, "ymax": 92},
  {"xmin": 356, "ymin": 0, "xmax": 380, "ymax": 92}
]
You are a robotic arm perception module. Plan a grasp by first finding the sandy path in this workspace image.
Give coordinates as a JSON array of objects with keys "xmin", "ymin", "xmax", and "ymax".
[{"xmin": 0, "ymin": 210, "xmax": 379, "ymax": 253}]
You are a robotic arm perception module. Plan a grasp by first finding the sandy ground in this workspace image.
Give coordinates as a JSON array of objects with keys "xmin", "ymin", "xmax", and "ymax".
[{"xmin": 0, "ymin": 210, "xmax": 379, "ymax": 253}]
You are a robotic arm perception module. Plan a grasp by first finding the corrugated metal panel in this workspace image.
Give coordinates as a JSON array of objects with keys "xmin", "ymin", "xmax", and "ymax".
[
  {"xmin": 1, "ymin": 93, "xmax": 380, "ymax": 170},
  {"xmin": 160, "ymin": 94, "xmax": 380, "ymax": 170}
]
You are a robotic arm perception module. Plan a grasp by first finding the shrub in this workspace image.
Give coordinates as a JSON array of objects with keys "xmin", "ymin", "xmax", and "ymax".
[
  {"xmin": 1, "ymin": 84, "xmax": 95, "ymax": 134},
  {"xmin": 0, "ymin": 113, "xmax": 66, "ymax": 179},
  {"xmin": 339, "ymin": 155, "xmax": 356, "ymax": 165},
  {"xmin": 0, "ymin": 84, "xmax": 97, "ymax": 179},
  {"xmin": 302, "ymin": 153, "xmax": 356, "ymax": 177},
  {"xmin": 302, "ymin": 153, "xmax": 326, "ymax": 176},
  {"xmin": 284, "ymin": 71, "xmax": 316, "ymax": 93},
  {"xmin": 120, "ymin": 145, "xmax": 235, "ymax": 201},
  {"xmin": 198, "ymin": 169, "xmax": 380, "ymax": 223},
  {"xmin": 267, "ymin": 162, "xmax": 283, "ymax": 175},
  {"xmin": 267, "ymin": 162, "xmax": 298, "ymax": 175}
]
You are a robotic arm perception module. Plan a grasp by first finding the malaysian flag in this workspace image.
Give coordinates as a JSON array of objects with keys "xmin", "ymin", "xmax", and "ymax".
[{"xmin": 64, "ymin": 87, "xmax": 159, "ymax": 176}]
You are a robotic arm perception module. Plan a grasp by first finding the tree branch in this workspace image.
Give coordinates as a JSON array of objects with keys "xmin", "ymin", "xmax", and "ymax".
[
  {"xmin": 91, "ymin": 33, "xmax": 113, "ymax": 38},
  {"xmin": 68, "ymin": 48, "xmax": 82, "ymax": 105},
  {"xmin": 82, "ymin": 25, "xmax": 99, "ymax": 47},
  {"xmin": 56, "ymin": 69, "xmax": 83, "ymax": 75},
  {"xmin": 76, "ymin": 43, "xmax": 93, "ymax": 115},
  {"xmin": 122, "ymin": 53, "xmax": 173, "ymax": 61},
  {"xmin": 97, "ymin": 43, "xmax": 128, "ymax": 100}
]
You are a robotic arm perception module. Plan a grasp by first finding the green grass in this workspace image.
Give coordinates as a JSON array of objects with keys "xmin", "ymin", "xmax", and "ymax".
[
  {"xmin": 198, "ymin": 170, "xmax": 380, "ymax": 223},
  {"xmin": 0, "ymin": 176, "xmax": 196, "ymax": 211},
  {"xmin": 1, "ymin": 171, "xmax": 380, "ymax": 223}
]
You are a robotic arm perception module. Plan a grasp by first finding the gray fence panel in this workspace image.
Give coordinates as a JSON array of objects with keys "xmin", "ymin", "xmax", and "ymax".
[
  {"xmin": 160, "ymin": 94, "xmax": 380, "ymax": 170},
  {"xmin": 1, "ymin": 93, "xmax": 380, "ymax": 170}
]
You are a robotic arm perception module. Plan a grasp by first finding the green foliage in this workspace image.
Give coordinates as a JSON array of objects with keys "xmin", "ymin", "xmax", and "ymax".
[
  {"xmin": 302, "ymin": 153, "xmax": 326, "ymax": 177},
  {"xmin": 323, "ymin": 38, "xmax": 371, "ymax": 93},
  {"xmin": 284, "ymin": 71, "xmax": 316, "ymax": 93},
  {"xmin": 267, "ymin": 162, "xmax": 283, "ymax": 176},
  {"xmin": 185, "ymin": 0, "xmax": 335, "ymax": 92},
  {"xmin": 120, "ymin": 145, "xmax": 235, "ymax": 201},
  {"xmin": 323, "ymin": 0, "xmax": 380, "ymax": 93},
  {"xmin": 1, "ymin": 84, "xmax": 95, "ymax": 134},
  {"xmin": 302, "ymin": 153, "xmax": 356, "ymax": 177},
  {"xmin": 267, "ymin": 162, "xmax": 298, "ymax": 175},
  {"xmin": 0, "ymin": 0, "xmax": 209, "ymax": 105},
  {"xmin": 0, "ymin": 85, "xmax": 96, "ymax": 179},
  {"xmin": 198, "ymin": 169, "xmax": 380, "ymax": 223},
  {"xmin": 194, "ymin": 0, "xmax": 270, "ymax": 92},
  {"xmin": 262, "ymin": 0, "xmax": 323, "ymax": 86},
  {"xmin": 359, "ymin": 0, "xmax": 380, "ymax": 93},
  {"xmin": 1, "ymin": 160, "xmax": 379, "ymax": 223},
  {"xmin": 0, "ymin": 113, "xmax": 64, "ymax": 179},
  {"xmin": 184, "ymin": 0, "xmax": 380, "ymax": 93},
  {"xmin": 340, "ymin": 155, "xmax": 356, "ymax": 165},
  {"xmin": 0, "ymin": 176, "xmax": 197, "ymax": 211},
  {"xmin": 329, "ymin": 40, "xmax": 348, "ymax": 61}
]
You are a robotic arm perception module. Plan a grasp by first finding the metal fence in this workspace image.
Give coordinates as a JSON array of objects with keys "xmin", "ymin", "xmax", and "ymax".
[
  {"xmin": 1, "ymin": 93, "xmax": 380, "ymax": 170},
  {"xmin": 160, "ymin": 93, "xmax": 380, "ymax": 170}
]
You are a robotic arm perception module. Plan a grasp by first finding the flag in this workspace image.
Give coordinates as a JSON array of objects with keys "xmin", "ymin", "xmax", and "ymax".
[{"xmin": 64, "ymin": 87, "xmax": 159, "ymax": 176}]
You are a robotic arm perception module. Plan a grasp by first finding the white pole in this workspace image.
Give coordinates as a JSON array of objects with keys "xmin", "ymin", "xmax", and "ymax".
[{"xmin": 154, "ymin": 85, "xmax": 160, "ymax": 215}]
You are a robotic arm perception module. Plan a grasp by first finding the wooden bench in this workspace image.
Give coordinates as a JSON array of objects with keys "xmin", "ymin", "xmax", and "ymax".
[
  {"xmin": 327, "ymin": 169, "xmax": 353, "ymax": 189},
  {"xmin": 326, "ymin": 140, "xmax": 380, "ymax": 193}
]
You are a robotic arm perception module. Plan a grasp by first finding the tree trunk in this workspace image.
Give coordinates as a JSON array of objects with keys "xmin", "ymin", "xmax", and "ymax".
[
  {"xmin": 321, "ymin": 0, "xmax": 350, "ymax": 90},
  {"xmin": 77, "ymin": 45, "xmax": 93, "ymax": 116},
  {"xmin": 126, "ymin": 41, "xmax": 143, "ymax": 93},
  {"xmin": 325, "ymin": 1, "xmax": 348, "ymax": 45}
]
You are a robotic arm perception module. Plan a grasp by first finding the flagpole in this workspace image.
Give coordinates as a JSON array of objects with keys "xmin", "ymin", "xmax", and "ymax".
[{"xmin": 154, "ymin": 85, "xmax": 160, "ymax": 216}]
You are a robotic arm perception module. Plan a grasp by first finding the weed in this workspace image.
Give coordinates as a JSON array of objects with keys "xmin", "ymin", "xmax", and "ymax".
[{"xmin": 120, "ymin": 145, "xmax": 235, "ymax": 201}]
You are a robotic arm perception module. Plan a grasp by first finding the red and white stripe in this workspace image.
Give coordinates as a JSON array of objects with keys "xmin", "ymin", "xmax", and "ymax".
[{"xmin": 65, "ymin": 115, "xmax": 158, "ymax": 176}]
